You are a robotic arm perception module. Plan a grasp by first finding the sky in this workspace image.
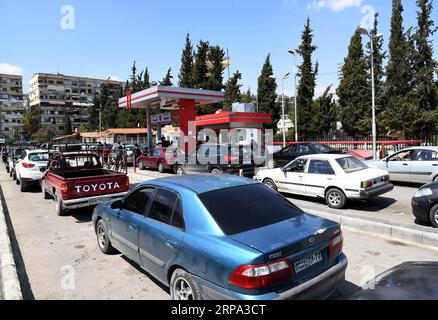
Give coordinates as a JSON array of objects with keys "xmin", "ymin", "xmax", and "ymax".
[{"xmin": 0, "ymin": 0, "xmax": 436, "ymax": 96}]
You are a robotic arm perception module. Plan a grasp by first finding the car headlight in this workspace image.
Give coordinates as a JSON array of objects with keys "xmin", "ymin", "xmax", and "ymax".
[{"xmin": 415, "ymin": 188, "xmax": 433, "ymax": 198}]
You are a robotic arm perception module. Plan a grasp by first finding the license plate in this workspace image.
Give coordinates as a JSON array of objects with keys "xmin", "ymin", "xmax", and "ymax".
[
  {"xmin": 294, "ymin": 252, "xmax": 323, "ymax": 274},
  {"xmin": 89, "ymin": 197, "xmax": 110, "ymax": 205}
]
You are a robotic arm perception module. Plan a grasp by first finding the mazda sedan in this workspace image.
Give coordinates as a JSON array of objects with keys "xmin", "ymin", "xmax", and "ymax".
[{"xmin": 92, "ymin": 175, "xmax": 347, "ymax": 300}]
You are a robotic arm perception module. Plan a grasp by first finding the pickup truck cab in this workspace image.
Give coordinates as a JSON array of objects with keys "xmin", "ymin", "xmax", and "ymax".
[
  {"xmin": 41, "ymin": 152, "xmax": 130, "ymax": 216},
  {"xmin": 255, "ymin": 154, "xmax": 394, "ymax": 209}
]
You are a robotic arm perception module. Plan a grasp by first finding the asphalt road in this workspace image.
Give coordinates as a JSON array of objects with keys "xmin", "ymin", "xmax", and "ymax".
[{"xmin": 1, "ymin": 166, "xmax": 438, "ymax": 300}]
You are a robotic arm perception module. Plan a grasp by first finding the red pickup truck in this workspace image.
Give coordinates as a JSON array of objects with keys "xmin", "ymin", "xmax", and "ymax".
[{"xmin": 41, "ymin": 152, "xmax": 130, "ymax": 216}]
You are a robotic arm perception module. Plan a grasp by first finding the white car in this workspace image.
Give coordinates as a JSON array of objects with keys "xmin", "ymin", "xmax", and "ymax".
[
  {"xmin": 15, "ymin": 149, "xmax": 50, "ymax": 192},
  {"xmin": 367, "ymin": 147, "xmax": 438, "ymax": 184},
  {"xmin": 255, "ymin": 154, "xmax": 394, "ymax": 209}
]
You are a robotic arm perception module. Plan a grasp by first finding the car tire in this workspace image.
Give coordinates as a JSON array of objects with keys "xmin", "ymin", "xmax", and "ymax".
[
  {"xmin": 138, "ymin": 161, "xmax": 145, "ymax": 170},
  {"xmin": 9, "ymin": 170, "xmax": 12, "ymax": 177},
  {"xmin": 20, "ymin": 180, "xmax": 27, "ymax": 192},
  {"xmin": 268, "ymin": 159, "xmax": 276, "ymax": 169},
  {"xmin": 429, "ymin": 204, "xmax": 438, "ymax": 228},
  {"xmin": 325, "ymin": 188, "xmax": 347, "ymax": 209},
  {"xmin": 15, "ymin": 176, "xmax": 20, "ymax": 185},
  {"xmin": 96, "ymin": 220, "xmax": 116, "ymax": 254},
  {"xmin": 55, "ymin": 196, "xmax": 67, "ymax": 216},
  {"xmin": 43, "ymin": 189, "xmax": 52, "ymax": 200},
  {"xmin": 158, "ymin": 161, "xmax": 164, "ymax": 173},
  {"xmin": 175, "ymin": 165, "xmax": 185, "ymax": 176},
  {"xmin": 263, "ymin": 179, "xmax": 278, "ymax": 191},
  {"xmin": 170, "ymin": 268, "xmax": 203, "ymax": 301},
  {"xmin": 210, "ymin": 168, "xmax": 223, "ymax": 175}
]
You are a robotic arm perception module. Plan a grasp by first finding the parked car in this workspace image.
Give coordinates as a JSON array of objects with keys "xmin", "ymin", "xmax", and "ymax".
[
  {"xmin": 41, "ymin": 152, "xmax": 130, "ymax": 216},
  {"xmin": 174, "ymin": 144, "xmax": 256, "ymax": 177},
  {"xmin": 351, "ymin": 262, "xmax": 438, "ymax": 300},
  {"xmin": 411, "ymin": 182, "xmax": 438, "ymax": 228},
  {"xmin": 15, "ymin": 149, "xmax": 49, "ymax": 192},
  {"xmin": 7, "ymin": 148, "xmax": 25, "ymax": 179},
  {"xmin": 255, "ymin": 154, "xmax": 393, "ymax": 209},
  {"xmin": 137, "ymin": 147, "xmax": 175, "ymax": 173},
  {"xmin": 367, "ymin": 147, "xmax": 438, "ymax": 184},
  {"xmin": 269, "ymin": 143, "xmax": 342, "ymax": 169},
  {"xmin": 92, "ymin": 175, "xmax": 347, "ymax": 300}
]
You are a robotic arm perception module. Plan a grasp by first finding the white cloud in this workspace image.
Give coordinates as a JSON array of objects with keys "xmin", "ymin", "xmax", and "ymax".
[
  {"xmin": 308, "ymin": 0, "xmax": 363, "ymax": 12},
  {"xmin": 107, "ymin": 75, "xmax": 121, "ymax": 81},
  {"xmin": 0, "ymin": 63, "xmax": 23, "ymax": 75}
]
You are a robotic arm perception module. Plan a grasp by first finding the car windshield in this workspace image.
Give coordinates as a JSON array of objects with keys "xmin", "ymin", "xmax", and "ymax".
[
  {"xmin": 198, "ymin": 184, "xmax": 303, "ymax": 235},
  {"xmin": 313, "ymin": 143, "xmax": 336, "ymax": 153},
  {"xmin": 29, "ymin": 153, "xmax": 49, "ymax": 162},
  {"xmin": 336, "ymin": 157, "xmax": 368, "ymax": 173}
]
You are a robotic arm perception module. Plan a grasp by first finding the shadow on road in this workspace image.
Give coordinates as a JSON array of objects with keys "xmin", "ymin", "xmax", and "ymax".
[{"xmin": 328, "ymin": 281, "xmax": 361, "ymax": 300}]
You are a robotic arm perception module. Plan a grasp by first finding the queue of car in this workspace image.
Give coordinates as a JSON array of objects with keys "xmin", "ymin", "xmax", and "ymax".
[{"xmin": 1, "ymin": 141, "xmax": 437, "ymax": 300}]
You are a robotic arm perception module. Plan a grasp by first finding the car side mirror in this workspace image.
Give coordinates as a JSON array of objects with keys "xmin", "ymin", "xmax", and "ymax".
[{"xmin": 111, "ymin": 200, "xmax": 123, "ymax": 209}]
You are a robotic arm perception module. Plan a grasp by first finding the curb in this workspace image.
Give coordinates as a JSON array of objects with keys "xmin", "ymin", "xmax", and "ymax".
[
  {"xmin": 303, "ymin": 207, "xmax": 438, "ymax": 251},
  {"xmin": 0, "ymin": 194, "xmax": 22, "ymax": 300}
]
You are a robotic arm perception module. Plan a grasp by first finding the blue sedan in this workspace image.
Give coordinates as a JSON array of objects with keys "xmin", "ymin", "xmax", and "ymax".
[{"xmin": 92, "ymin": 175, "xmax": 347, "ymax": 300}]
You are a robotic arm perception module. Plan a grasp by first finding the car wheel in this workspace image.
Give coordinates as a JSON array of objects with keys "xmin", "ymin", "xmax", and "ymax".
[
  {"xmin": 15, "ymin": 176, "xmax": 20, "ymax": 185},
  {"xmin": 96, "ymin": 220, "xmax": 115, "ymax": 254},
  {"xmin": 20, "ymin": 180, "xmax": 27, "ymax": 192},
  {"xmin": 43, "ymin": 189, "xmax": 52, "ymax": 200},
  {"xmin": 170, "ymin": 268, "xmax": 203, "ymax": 301},
  {"xmin": 55, "ymin": 196, "xmax": 67, "ymax": 216},
  {"xmin": 325, "ymin": 188, "xmax": 347, "ymax": 209},
  {"xmin": 210, "ymin": 168, "xmax": 223, "ymax": 175},
  {"xmin": 175, "ymin": 165, "xmax": 185, "ymax": 176},
  {"xmin": 158, "ymin": 161, "xmax": 164, "ymax": 173},
  {"xmin": 9, "ymin": 170, "xmax": 12, "ymax": 177},
  {"xmin": 268, "ymin": 159, "xmax": 276, "ymax": 169},
  {"xmin": 429, "ymin": 204, "xmax": 438, "ymax": 228},
  {"xmin": 138, "ymin": 161, "xmax": 145, "ymax": 170},
  {"xmin": 263, "ymin": 179, "xmax": 278, "ymax": 191}
]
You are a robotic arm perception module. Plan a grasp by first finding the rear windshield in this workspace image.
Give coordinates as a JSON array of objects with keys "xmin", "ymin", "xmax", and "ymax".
[
  {"xmin": 313, "ymin": 143, "xmax": 336, "ymax": 153},
  {"xmin": 63, "ymin": 156, "xmax": 100, "ymax": 169},
  {"xmin": 29, "ymin": 153, "xmax": 49, "ymax": 162},
  {"xmin": 336, "ymin": 157, "xmax": 368, "ymax": 173},
  {"xmin": 198, "ymin": 184, "xmax": 303, "ymax": 235}
]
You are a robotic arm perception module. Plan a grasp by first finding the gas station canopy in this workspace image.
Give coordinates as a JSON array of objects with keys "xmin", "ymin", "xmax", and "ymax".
[{"xmin": 118, "ymin": 86, "xmax": 224, "ymax": 110}]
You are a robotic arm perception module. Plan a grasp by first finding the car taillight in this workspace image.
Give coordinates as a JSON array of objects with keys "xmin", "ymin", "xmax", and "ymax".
[
  {"xmin": 228, "ymin": 258, "xmax": 293, "ymax": 289},
  {"xmin": 328, "ymin": 231, "xmax": 343, "ymax": 258},
  {"xmin": 122, "ymin": 177, "xmax": 130, "ymax": 190},
  {"xmin": 361, "ymin": 180, "xmax": 373, "ymax": 189},
  {"xmin": 224, "ymin": 155, "xmax": 239, "ymax": 163},
  {"xmin": 60, "ymin": 183, "xmax": 68, "ymax": 199},
  {"xmin": 22, "ymin": 163, "xmax": 35, "ymax": 168}
]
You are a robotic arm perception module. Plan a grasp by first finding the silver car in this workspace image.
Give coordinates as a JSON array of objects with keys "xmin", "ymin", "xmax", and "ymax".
[{"xmin": 367, "ymin": 147, "xmax": 438, "ymax": 184}]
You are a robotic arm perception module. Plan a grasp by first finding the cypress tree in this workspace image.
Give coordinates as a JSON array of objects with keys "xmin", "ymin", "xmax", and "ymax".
[
  {"xmin": 384, "ymin": 0, "xmax": 413, "ymax": 136},
  {"xmin": 206, "ymin": 45, "xmax": 226, "ymax": 91},
  {"xmin": 337, "ymin": 29, "xmax": 370, "ymax": 136},
  {"xmin": 241, "ymin": 88, "xmax": 252, "ymax": 103},
  {"xmin": 64, "ymin": 113, "xmax": 73, "ymax": 135},
  {"xmin": 159, "ymin": 68, "xmax": 174, "ymax": 86},
  {"xmin": 193, "ymin": 40, "xmax": 210, "ymax": 90},
  {"xmin": 257, "ymin": 54, "xmax": 279, "ymax": 131},
  {"xmin": 223, "ymin": 71, "xmax": 242, "ymax": 110},
  {"xmin": 296, "ymin": 18, "xmax": 319, "ymax": 139},
  {"xmin": 178, "ymin": 33, "xmax": 194, "ymax": 88},
  {"xmin": 313, "ymin": 86, "xmax": 336, "ymax": 135}
]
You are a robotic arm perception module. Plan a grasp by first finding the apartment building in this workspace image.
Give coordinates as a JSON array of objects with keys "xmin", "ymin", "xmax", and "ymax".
[
  {"xmin": 0, "ymin": 73, "xmax": 25, "ymax": 140},
  {"xmin": 29, "ymin": 73, "xmax": 123, "ymax": 135}
]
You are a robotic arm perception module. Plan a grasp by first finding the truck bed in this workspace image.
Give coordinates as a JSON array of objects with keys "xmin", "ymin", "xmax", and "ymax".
[{"xmin": 54, "ymin": 169, "xmax": 122, "ymax": 180}]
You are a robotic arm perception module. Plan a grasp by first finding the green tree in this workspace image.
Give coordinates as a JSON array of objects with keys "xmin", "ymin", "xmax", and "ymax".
[
  {"xmin": 383, "ymin": 0, "xmax": 415, "ymax": 136},
  {"xmin": 64, "ymin": 113, "xmax": 73, "ymax": 135},
  {"xmin": 178, "ymin": 33, "xmax": 194, "ymax": 88},
  {"xmin": 296, "ymin": 18, "xmax": 319, "ymax": 139},
  {"xmin": 193, "ymin": 40, "xmax": 210, "ymax": 90},
  {"xmin": 32, "ymin": 124, "xmax": 57, "ymax": 144},
  {"xmin": 313, "ymin": 86, "xmax": 337, "ymax": 135},
  {"xmin": 337, "ymin": 29, "xmax": 371, "ymax": 136},
  {"xmin": 257, "ymin": 54, "xmax": 279, "ymax": 131},
  {"xmin": 241, "ymin": 88, "xmax": 253, "ymax": 103},
  {"xmin": 223, "ymin": 71, "xmax": 242, "ymax": 110},
  {"xmin": 206, "ymin": 45, "xmax": 226, "ymax": 91},
  {"xmin": 159, "ymin": 68, "xmax": 173, "ymax": 86},
  {"xmin": 23, "ymin": 109, "xmax": 41, "ymax": 138}
]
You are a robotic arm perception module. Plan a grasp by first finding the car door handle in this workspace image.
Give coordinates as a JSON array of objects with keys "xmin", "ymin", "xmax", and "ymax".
[
  {"xmin": 128, "ymin": 224, "xmax": 136, "ymax": 231},
  {"xmin": 433, "ymin": 164, "xmax": 438, "ymax": 167},
  {"xmin": 165, "ymin": 240, "xmax": 177, "ymax": 249},
  {"xmin": 403, "ymin": 163, "xmax": 409, "ymax": 166}
]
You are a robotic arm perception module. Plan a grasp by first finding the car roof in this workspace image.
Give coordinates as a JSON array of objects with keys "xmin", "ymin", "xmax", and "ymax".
[
  {"xmin": 297, "ymin": 154, "xmax": 349, "ymax": 160},
  {"xmin": 26, "ymin": 149, "xmax": 49, "ymax": 154},
  {"xmin": 145, "ymin": 174, "xmax": 259, "ymax": 194},
  {"xmin": 402, "ymin": 146, "xmax": 438, "ymax": 151}
]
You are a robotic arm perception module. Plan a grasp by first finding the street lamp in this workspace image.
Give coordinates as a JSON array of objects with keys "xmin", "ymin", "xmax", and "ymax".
[
  {"xmin": 288, "ymin": 49, "xmax": 299, "ymax": 142},
  {"xmin": 358, "ymin": 27, "xmax": 383, "ymax": 160},
  {"xmin": 270, "ymin": 72, "xmax": 291, "ymax": 148}
]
